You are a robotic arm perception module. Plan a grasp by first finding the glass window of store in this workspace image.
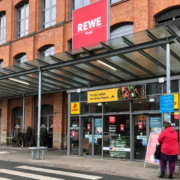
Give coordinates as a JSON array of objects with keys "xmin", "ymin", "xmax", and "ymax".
[
  {"xmin": 39, "ymin": 45, "xmax": 54, "ymax": 58},
  {"xmin": 14, "ymin": 53, "xmax": 26, "ymax": 64},
  {"xmin": 103, "ymin": 115, "xmax": 130, "ymax": 159},
  {"xmin": 41, "ymin": 0, "xmax": 56, "ymax": 29},
  {"xmin": 0, "ymin": 12, "xmax": 6, "ymax": 44},
  {"xmin": 16, "ymin": 1, "xmax": 29, "ymax": 38}
]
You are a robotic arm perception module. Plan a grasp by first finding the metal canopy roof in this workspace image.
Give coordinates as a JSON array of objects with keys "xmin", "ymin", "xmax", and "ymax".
[{"xmin": 0, "ymin": 24, "xmax": 180, "ymax": 99}]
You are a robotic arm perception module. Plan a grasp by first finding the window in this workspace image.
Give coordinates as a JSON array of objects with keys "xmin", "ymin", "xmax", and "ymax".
[
  {"xmin": 16, "ymin": 1, "xmax": 29, "ymax": 38},
  {"xmin": 68, "ymin": 39, "xmax": 72, "ymax": 51},
  {"xmin": 155, "ymin": 7, "xmax": 180, "ymax": 30},
  {"xmin": 0, "ymin": 60, "xmax": 3, "ymax": 68},
  {"xmin": 14, "ymin": 53, "xmax": 26, "ymax": 64},
  {"xmin": 110, "ymin": 23, "xmax": 134, "ymax": 39},
  {"xmin": 70, "ymin": 0, "xmax": 90, "ymax": 18},
  {"xmin": 39, "ymin": 45, "xmax": 54, "ymax": 58},
  {"xmin": 41, "ymin": 0, "xmax": 56, "ymax": 29},
  {"xmin": 111, "ymin": 0, "xmax": 122, "ymax": 4},
  {"xmin": 0, "ymin": 12, "xmax": 6, "ymax": 44}
]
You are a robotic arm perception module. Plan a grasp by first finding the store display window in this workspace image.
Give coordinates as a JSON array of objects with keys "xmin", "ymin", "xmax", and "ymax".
[
  {"xmin": 70, "ymin": 117, "xmax": 79, "ymax": 155},
  {"xmin": 132, "ymin": 96, "xmax": 160, "ymax": 111},
  {"xmin": 104, "ymin": 101, "xmax": 130, "ymax": 113},
  {"xmin": 103, "ymin": 115, "xmax": 130, "ymax": 159}
]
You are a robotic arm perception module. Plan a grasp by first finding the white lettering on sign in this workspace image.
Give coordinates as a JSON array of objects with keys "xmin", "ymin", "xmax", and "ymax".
[{"xmin": 78, "ymin": 17, "xmax": 102, "ymax": 32}]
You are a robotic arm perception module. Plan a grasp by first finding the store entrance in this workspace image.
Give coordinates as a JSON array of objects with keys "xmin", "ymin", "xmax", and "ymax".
[
  {"xmin": 82, "ymin": 117, "xmax": 102, "ymax": 157},
  {"xmin": 134, "ymin": 114, "xmax": 162, "ymax": 160}
]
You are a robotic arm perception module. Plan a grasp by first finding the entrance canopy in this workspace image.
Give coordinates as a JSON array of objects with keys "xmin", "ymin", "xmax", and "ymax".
[{"xmin": 0, "ymin": 24, "xmax": 180, "ymax": 99}]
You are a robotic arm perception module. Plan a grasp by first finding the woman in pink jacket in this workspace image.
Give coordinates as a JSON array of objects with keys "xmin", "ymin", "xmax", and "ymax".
[{"xmin": 158, "ymin": 122, "xmax": 179, "ymax": 179}]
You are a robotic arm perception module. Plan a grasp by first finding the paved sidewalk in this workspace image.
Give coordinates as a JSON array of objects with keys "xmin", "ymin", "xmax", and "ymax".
[{"xmin": 0, "ymin": 147, "xmax": 179, "ymax": 180}]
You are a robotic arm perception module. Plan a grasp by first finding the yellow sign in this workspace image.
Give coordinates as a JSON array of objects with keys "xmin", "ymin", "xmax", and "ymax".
[
  {"xmin": 88, "ymin": 88, "xmax": 118, "ymax": 103},
  {"xmin": 71, "ymin": 102, "xmax": 80, "ymax": 114},
  {"xmin": 174, "ymin": 94, "xmax": 179, "ymax": 109}
]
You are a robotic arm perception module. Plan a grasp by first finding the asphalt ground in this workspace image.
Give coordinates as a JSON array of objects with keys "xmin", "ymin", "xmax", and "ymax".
[{"xmin": 0, "ymin": 160, "xmax": 142, "ymax": 180}]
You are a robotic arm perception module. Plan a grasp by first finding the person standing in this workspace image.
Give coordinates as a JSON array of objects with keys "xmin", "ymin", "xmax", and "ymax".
[{"xmin": 158, "ymin": 122, "xmax": 179, "ymax": 179}]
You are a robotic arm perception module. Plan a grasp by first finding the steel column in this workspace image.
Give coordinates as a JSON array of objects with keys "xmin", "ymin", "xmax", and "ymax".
[
  {"xmin": 166, "ymin": 43, "xmax": 171, "ymax": 123},
  {"xmin": 22, "ymin": 95, "xmax": 25, "ymax": 147},
  {"xmin": 37, "ymin": 70, "xmax": 42, "ymax": 159},
  {"xmin": 32, "ymin": 96, "xmax": 35, "ymax": 132},
  {"xmin": 67, "ymin": 93, "xmax": 71, "ymax": 156}
]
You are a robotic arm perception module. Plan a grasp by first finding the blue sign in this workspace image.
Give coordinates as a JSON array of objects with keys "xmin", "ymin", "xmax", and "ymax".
[{"xmin": 160, "ymin": 95, "xmax": 174, "ymax": 113}]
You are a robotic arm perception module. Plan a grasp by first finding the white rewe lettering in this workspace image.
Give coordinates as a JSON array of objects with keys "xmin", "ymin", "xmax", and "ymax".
[{"xmin": 77, "ymin": 17, "xmax": 102, "ymax": 32}]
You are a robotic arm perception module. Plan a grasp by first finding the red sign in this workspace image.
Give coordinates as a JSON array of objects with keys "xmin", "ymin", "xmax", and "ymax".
[
  {"xmin": 120, "ymin": 124, "xmax": 124, "ymax": 131},
  {"xmin": 138, "ymin": 122, "xmax": 143, "ymax": 129},
  {"xmin": 174, "ymin": 112, "xmax": 179, "ymax": 120},
  {"xmin": 72, "ymin": 131, "xmax": 75, "ymax": 137},
  {"xmin": 73, "ymin": 0, "xmax": 110, "ymax": 49},
  {"xmin": 145, "ymin": 133, "xmax": 160, "ymax": 165},
  {"xmin": 87, "ymin": 124, "xmax": 91, "ymax": 130},
  {"xmin": 109, "ymin": 116, "xmax": 116, "ymax": 124}
]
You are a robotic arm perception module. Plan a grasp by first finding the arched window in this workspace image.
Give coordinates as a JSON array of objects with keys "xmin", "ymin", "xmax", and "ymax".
[
  {"xmin": 41, "ymin": 0, "xmax": 56, "ymax": 29},
  {"xmin": 39, "ymin": 45, "xmax": 54, "ymax": 58},
  {"xmin": 155, "ymin": 7, "xmax": 180, "ymax": 29},
  {"xmin": 0, "ymin": 12, "xmax": 6, "ymax": 44},
  {"xmin": 16, "ymin": 1, "xmax": 29, "ymax": 37},
  {"xmin": 0, "ymin": 59, "xmax": 3, "ymax": 68},
  {"xmin": 14, "ymin": 53, "xmax": 26, "ymax": 64},
  {"xmin": 110, "ymin": 23, "xmax": 134, "ymax": 39}
]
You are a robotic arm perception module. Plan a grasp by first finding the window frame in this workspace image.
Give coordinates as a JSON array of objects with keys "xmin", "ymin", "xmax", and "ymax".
[
  {"xmin": 16, "ymin": 2, "xmax": 29, "ymax": 38},
  {"xmin": 41, "ymin": 0, "xmax": 56, "ymax": 29},
  {"xmin": 0, "ymin": 12, "xmax": 6, "ymax": 44},
  {"xmin": 14, "ymin": 53, "xmax": 26, "ymax": 64},
  {"xmin": 39, "ymin": 45, "xmax": 55, "ymax": 58}
]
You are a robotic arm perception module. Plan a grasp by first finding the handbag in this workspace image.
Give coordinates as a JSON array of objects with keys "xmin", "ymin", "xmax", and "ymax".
[{"xmin": 154, "ymin": 144, "xmax": 161, "ymax": 160}]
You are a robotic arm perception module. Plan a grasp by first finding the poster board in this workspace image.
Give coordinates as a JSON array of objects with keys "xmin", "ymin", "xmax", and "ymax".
[{"xmin": 144, "ymin": 133, "xmax": 160, "ymax": 167}]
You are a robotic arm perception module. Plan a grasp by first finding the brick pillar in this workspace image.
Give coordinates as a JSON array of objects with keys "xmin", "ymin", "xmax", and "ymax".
[
  {"xmin": 1, "ymin": 99, "xmax": 9, "ymax": 144},
  {"xmin": 134, "ymin": 0, "xmax": 149, "ymax": 32},
  {"xmin": 24, "ymin": 96, "xmax": 33, "ymax": 131},
  {"xmin": 53, "ymin": 92, "xmax": 63, "ymax": 148}
]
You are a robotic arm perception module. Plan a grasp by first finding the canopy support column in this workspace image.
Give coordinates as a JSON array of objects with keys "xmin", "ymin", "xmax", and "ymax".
[
  {"xmin": 166, "ymin": 43, "xmax": 171, "ymax": 123},
  {"xmin": 37, "ymin": 69, "xmax": 42, "ymax": 159},
  {"xmin": 22, "ymin": 94, "xmax": 25, "ymax": 147}
]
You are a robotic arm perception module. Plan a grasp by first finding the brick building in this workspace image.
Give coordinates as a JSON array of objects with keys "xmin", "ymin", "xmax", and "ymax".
[{"xmin": 0, "ymin": 0, "xmax": 180, "ymax": 153}]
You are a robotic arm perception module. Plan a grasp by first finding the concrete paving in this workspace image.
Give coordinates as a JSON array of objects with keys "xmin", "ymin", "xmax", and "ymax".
[{"xmin": 0, "ymin": 147, "xmax": 179, "ymax": 180}]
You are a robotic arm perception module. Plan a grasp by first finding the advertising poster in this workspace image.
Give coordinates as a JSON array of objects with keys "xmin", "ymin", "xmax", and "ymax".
[
  {"xmin": 71, "ymin": 103, "xmax": 80, "ymax": 114},
  {"xmin": 138, "ymin": 122, "xmax": 143, "ymax": 129},
  {"xmin": 150, "ymin": 117, "xmax": 162, "ymax": 133},
  {"xmin": 145, "ymin": 133, "xmax": 160, "ymax": 165},
  {"xmin": 88, "ymin": 85, "xmax": 145, "ymax": 103},
  {"xmin": 120, "ymin": 124, "xmax": 124, "ymax": 131},
  {"xmin": 95, "ymin": 118, "xmax": 102, "ymax": 135}
]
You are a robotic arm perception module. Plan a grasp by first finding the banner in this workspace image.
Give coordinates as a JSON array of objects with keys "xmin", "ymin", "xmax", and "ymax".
[
  {"xmin": 145, "ymin": 133, "xmax": 160, "ymax": 165},
  {"xmin": 88, "ymin": 85, "xmax": 145, "ymax": 103},
  {"xmin": 73, "ymin": 0, "xmax": 110, "ymax": 49}
]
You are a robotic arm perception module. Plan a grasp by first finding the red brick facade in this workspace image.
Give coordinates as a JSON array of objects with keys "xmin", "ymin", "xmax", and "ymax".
[{"xmin": 0, "ymin": 0, "xmax": 180, "ymax": 148}]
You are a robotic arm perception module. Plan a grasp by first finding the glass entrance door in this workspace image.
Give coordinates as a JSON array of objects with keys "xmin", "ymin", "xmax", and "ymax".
[
  {"xmin": 82, "ymin": 117, "xmax": 102, "ymax": 156},
  {"xmin": 134, "ymin": 115, "xmax": 147, "ymax": 160}
]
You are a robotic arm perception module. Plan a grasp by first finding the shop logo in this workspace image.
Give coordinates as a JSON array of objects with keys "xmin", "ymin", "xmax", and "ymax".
[
  {"xmin": 109, "ymin": 116, "xmax": 116, "ymax": 124},
  {"xmin": 71, "ymin": 103, "xmax": 80, "ymax": 114},
  {"xmin": 72, "ymin": 131, "xmax": 75, "ymax": 137},
  {"xmin": 73, "ymin": 103, "xmax": 77, "ymax": 108}
]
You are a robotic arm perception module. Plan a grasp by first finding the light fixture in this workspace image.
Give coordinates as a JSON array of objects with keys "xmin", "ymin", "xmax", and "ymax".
[
  {"xmin": 97, "ymin": 60, "xmax": 117, "ymax": 71},
  {"xmin": 9, "ymin": 78, "xmax": 30, "ymax": 85}
]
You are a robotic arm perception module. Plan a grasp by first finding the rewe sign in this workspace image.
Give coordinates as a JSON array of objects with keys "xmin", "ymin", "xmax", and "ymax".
[{"xmin": 73, "ymin": 0, "xmax": 110, "ymax": 49}]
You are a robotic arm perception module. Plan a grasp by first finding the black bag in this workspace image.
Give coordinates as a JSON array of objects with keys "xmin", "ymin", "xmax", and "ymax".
[{"xmin": 154, "ymin": 144, "xmax": 161, "ymax": 160}]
